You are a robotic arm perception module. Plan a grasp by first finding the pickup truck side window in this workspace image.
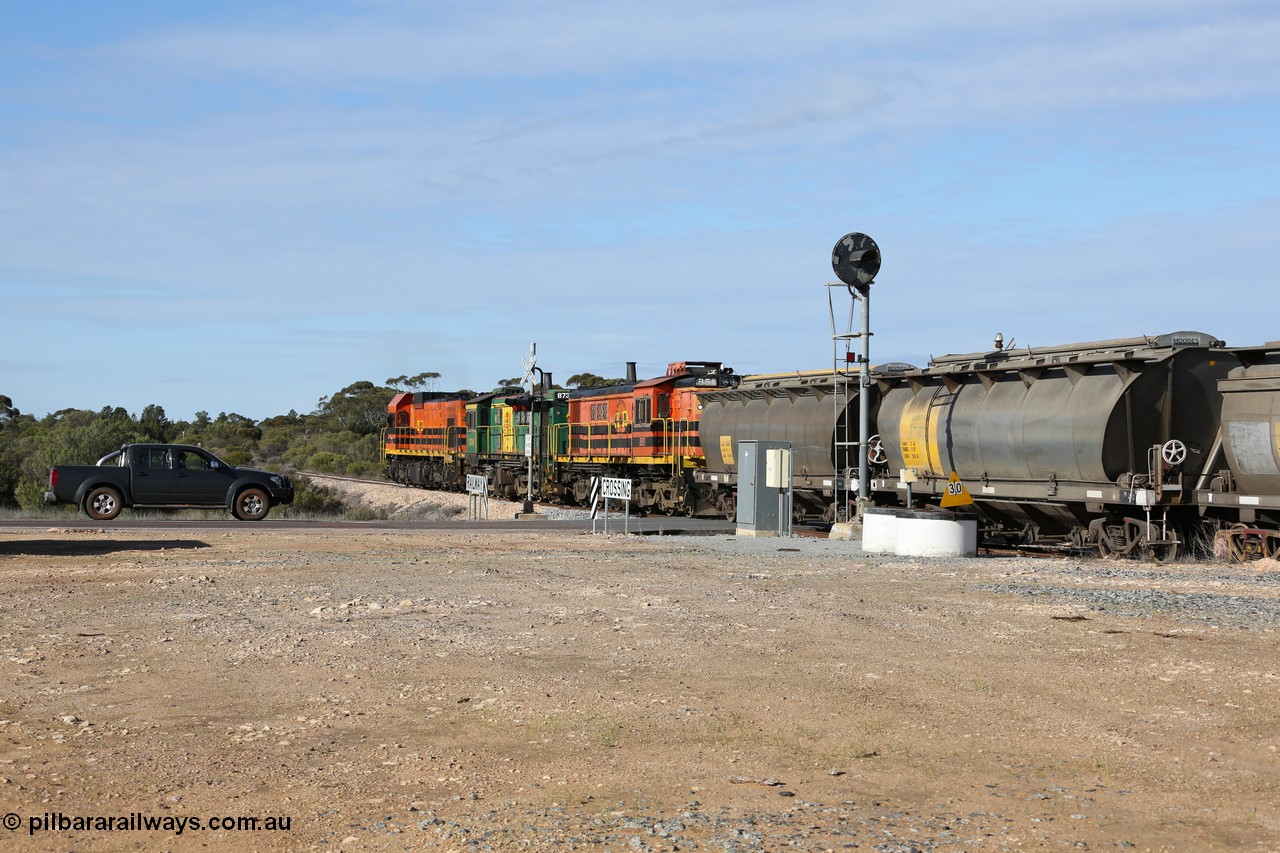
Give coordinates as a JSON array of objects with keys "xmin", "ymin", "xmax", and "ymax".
[
  {"xmin": 173, "ymin": 450, "xmax": 213, "ymax": 471},
  {"xmin": 139, "ymin": 448, "xmax": 171, "ymax": 469}
]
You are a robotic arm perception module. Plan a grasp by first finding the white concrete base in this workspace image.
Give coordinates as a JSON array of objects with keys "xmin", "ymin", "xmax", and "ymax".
[
  {"xmin": 860, "ymin": 511, "xmax": 897, "ymax": 554},
  {"xmin": 862, "ymin": 507, "xmax": 977, "ymax": 557}
]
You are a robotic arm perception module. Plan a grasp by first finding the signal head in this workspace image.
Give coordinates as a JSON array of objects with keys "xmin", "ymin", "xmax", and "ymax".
[{"xmin": 832, "ymin": 232, "xmax": 882, "ymax": 289}]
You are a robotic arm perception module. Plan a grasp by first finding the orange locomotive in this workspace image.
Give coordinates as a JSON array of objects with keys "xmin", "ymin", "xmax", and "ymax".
[
  {"xmin": 546, "ymin": 361, "xmax": 740, "ymax": 515},
  {"xmin": 384, "ymin": 392, "xmax": 470, "ymax": 490},
  {"xmin": 384, "ymin": 360, "xmax": 740, "ymax": 517}
]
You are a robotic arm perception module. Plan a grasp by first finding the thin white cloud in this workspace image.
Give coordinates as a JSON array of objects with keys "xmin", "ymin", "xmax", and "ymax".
[{"xmin": 2, "ymin": 0, "xmax": 1278, "ymax": 418}]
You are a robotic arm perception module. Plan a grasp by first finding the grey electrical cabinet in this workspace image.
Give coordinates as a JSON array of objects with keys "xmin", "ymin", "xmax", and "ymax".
[{"xmin": 736, "ymin": 439, "xmax": 792, "ymax": 537}]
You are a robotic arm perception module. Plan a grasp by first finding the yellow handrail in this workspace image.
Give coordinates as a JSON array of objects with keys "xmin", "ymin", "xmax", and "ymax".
[{"xmin": 549, "ymin": 422, "xmax": 570, "ymax": 459}]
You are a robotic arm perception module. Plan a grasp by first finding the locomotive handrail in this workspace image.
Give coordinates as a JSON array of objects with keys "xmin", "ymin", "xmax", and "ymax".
[
  {"xmin": 548, "ymin": 422, "xmax": 570, "ymax": 458},
  {"xmin": 673, "ymin": 418, "xmax": 694, "ymax": 471},
  {"xmin": 650, "ymin": 417, "xmax": 670, "ymax": 465},
  {"xmin": 649, "ymin": 417, "xmax": 675, "ymax": 471},
  {"xmin": 445, "ymin": 424, "xmax": 466, "ymax": 459},
  {"xmin": 670, "ymin": 419, "xmax": 680, "ymax": 471},
  {"xmin": 473, "ymin": 424, "xmax": 499, "ymax": 455},
  {"xmin": 646, "ymin": 418, "xmax": 696, "ymax": 474}
]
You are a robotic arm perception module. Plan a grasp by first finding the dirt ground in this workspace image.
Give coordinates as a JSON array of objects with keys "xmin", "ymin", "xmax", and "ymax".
[{"xmin": 0, "ymin": 517, "xmax": 1277, "ymax": 852}]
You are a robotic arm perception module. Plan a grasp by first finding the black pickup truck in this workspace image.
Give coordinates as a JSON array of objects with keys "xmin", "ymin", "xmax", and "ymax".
[{"xmin": 46, "ymin": 443, "xmax": 294, "ymax": 521}]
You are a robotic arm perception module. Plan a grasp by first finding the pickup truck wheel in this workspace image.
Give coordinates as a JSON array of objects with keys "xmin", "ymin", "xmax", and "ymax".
[
  {"xmin": 85, "ymin": 486, "xmax": 123, "ymax": 521},
  {"xmin": 233, "ymin": 487, "xmax": 270, "ymax": 521}
]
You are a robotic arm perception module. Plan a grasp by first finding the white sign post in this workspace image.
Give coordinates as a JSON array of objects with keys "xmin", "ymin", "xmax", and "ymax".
[
  {"xmin": 591, "ymin": 476, "xmax": 633, "ymax": 534},
  {"xmin": 466, "ymin": 474, "xmax": 488, "ymax": 521}
]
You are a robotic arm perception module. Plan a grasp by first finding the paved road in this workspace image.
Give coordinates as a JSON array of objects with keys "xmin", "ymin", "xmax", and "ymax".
[{"xmin": 0, "ymin": 515, "xmax": 736, "ymax": 535}]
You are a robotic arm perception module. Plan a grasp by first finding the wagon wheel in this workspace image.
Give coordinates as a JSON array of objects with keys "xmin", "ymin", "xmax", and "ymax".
[
  {"xmin": 1219, "ymin": 523, "xmax": 1263, "ymax": 561},
  {"xmin": 1145, "ymin": 537, "xmax": 1180, "ymax": 563},
  {"xmin": 1148, "ymin": 519, "xmax": 1184, "ymax": 563}
]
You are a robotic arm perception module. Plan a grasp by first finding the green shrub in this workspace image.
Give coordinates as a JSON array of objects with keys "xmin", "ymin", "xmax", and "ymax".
[
  {"xmin": 284, "ymin": 475, "xmax": 347, "ymax": 516},
  {"xmin": 344, "ymin": 459, "xmax": 384, "ymax": 478},
  {"xmin": 305, "ymin": 451, "xmax": 343, "ymax": 473},
  {"xmin": 15, "ymin": 479, "xmax": 52, "ymax": 511},
  {"xmin": 344, "ymin": 505, "xmax": 384, "ymax": 521},
  {"xmin": 219, "ymin": 447, "xmax": 252, "ymax": 466}
]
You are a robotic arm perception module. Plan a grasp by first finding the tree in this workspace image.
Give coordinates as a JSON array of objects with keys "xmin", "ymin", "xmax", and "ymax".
[
  {"xmin": 386, "ymin": 372, "xmax": 441, "ymax": 392},
  {"xmin": 565, "ymin": 373, "xmax": 627, "ymax": 388},
  {"xmin": 495, "ymin": 376, "xmax": 527, "ymax": 392},
  {"xmin": 0, "ymin": 394, "xmax": 34, "ymax": 507},
  {"xmin": 0, "ymin": 394, "xmax": 20, "ymax": 426},
  {"xmin": 16, "ymin": 410, "xmax": 143, "ymax": 508},
  {"xmin": 207, "ymin": 412, "xmax": 262, "ymax": 445},
  {"xmin": 315, "ymin": 381, "xmax": 394, "ymax": 435},
  {"xmin": 138, "ymin": 404, "xmax": 173, "ymax": 442}
]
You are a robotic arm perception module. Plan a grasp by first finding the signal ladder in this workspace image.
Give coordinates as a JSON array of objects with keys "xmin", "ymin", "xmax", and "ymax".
[{"xmin": 829, "ymin": 285, "xmax": 864, "ymax": 525}]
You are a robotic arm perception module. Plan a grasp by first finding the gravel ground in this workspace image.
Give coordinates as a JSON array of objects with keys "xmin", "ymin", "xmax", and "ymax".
[
  {"xmin": 0, "ymin": 487, "xmax": 1277, "ymax": 851},
  {"xmin": 307, "ymin": 475, "xmax": 592, "ymax": 522}
]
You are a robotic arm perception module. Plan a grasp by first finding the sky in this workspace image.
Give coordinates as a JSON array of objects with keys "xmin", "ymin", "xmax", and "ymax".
[{"xmin": 3, "ymin": 0, "xmax": 1279, "ymax": 422}]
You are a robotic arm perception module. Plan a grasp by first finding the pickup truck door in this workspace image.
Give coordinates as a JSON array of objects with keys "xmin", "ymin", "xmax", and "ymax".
[
  {"xmin": 169, "ymin": 448, "xmax": 235, "ymax": 504},
  {"xmin": 128, "ymin": 447, "xmax": 179, "ymax": 503},
  {"xmin": 130, "ymin": 447, "xmax": 230, "ymax": 505}
]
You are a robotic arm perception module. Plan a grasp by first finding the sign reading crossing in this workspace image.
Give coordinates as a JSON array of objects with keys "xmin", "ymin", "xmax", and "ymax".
[
  {"xmin": 601, "ymin": 477, "xmax": 632, "ymax": 500},
  {"xmin": 591, "ymin": 476, "xmax": 633, "ymax": 534}
]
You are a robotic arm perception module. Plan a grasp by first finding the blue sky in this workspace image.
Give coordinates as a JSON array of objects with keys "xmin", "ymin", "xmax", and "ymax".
[{"xmin": 3, "ymin": 0, "xmax": 1278, "ymax": 421}]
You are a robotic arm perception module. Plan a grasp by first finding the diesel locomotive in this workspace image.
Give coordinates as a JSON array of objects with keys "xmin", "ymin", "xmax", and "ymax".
[
  {"xmin": 384, "ymin": 360, "xmax": 742, "ymax": 518},
  {"xmin": 384, "ymin": 331, "xmax": 1280, "ymax": 559}
]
